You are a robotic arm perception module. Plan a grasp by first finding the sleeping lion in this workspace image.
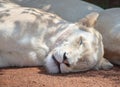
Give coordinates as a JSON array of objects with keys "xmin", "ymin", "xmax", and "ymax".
[{"xmin": 0, "ymin": 7, "xmax": 113, "ymax": 73}]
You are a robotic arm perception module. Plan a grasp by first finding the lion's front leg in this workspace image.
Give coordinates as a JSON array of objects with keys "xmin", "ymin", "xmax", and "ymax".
[{"xmin": 94, "ymin": 57, "xmax": 113, "ymax": 70}]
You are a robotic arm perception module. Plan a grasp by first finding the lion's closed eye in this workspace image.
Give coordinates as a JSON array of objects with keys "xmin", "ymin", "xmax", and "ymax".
[
  {"xmin": 75, "ymin": 36, "xmax": 83, "ymax": 46},
  {"xmin": 79, "ymin": 37, "xmax": 83, "ymax": 45}
]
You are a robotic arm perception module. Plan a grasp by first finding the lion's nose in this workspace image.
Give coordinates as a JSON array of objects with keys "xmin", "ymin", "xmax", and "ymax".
[{"xmin": 63, "ymin": 52, "xmax": 70, "ymax": 67}]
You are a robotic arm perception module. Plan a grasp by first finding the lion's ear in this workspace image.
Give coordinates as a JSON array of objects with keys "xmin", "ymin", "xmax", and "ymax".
[{"xmin": 78, "ymin": 12, "xmax": 99, "ymax": 27}]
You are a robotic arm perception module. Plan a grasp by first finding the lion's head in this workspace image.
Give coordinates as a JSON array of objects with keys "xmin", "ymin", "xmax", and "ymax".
[{"xmin": 44, "ymin": 12, "xmax": 113, "ymax": 73}]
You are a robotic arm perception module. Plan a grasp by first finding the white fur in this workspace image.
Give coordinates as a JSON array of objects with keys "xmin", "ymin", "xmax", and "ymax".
[{"xmin": 0, "ymin": 7, "xmax": 113, "ymax": 73}]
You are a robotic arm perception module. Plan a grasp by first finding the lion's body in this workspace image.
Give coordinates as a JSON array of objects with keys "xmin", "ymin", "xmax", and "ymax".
[
  {"xmin": 0, "ymin": 7, "xmax": 69, "ymax": 67},
  {"xmin": 0, "ymin": 7, "xmax": 113, "ymax": 73}
]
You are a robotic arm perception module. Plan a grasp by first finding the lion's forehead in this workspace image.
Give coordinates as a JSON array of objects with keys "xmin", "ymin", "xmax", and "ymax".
[
  {"xmin": 81, "ymin": 32, "xmax": 95, "ymax": 43},
  {"xmin": 70, "ymin": 30, "xmax": 94, "ymax": 42}
]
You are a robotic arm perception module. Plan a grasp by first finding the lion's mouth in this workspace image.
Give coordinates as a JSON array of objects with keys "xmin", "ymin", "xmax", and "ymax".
[
  {"xmin": 52, "ymin": 52, "xmax": 70, "ymax": 73},
  {"xmin": 52, "ymin": 54, "xmax": 61, "ymax": 73}
]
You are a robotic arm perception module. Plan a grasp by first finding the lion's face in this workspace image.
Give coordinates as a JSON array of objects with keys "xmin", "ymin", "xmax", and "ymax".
[
  {"xmin": 44, "ymin": 12, "xmax": 114, "ymax": 74},
  {"xmin": 44, "ymin": 12, "xmax": 101, "ymax": 74},
  {"xmin": 45, "ymin": 27, "xmax": 99, "ymax": 73}
]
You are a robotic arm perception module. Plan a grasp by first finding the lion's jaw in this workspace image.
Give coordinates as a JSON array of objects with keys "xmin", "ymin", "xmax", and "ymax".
[{"xmin": 45, "ymin": 29, "xmax": 99, "ymax": 73}]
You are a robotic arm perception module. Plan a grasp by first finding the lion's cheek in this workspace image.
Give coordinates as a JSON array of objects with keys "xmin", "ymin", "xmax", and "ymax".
[{"xmin": 60, "ymin": 64, "xmax": 71, "ymax": 73}]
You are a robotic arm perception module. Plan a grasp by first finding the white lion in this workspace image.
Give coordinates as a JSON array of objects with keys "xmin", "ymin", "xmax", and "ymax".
[
  {"xmin": 0, "ymin": 7, "xmax": 113, "ymax": 73},
  {"xmin": 95, "ymin": 8, "xmax": 120, "ymax": 65}
]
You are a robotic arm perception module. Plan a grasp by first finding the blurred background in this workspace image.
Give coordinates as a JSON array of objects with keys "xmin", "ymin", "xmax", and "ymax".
[{"xmin": 83, "ymin": 0, "xmax": 120, "ymax": 9}]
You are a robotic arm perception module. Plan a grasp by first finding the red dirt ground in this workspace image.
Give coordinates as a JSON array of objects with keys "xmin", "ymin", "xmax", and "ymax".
[{"xmin": 0, "ymin": 66, "xmax": 120, "ymax": 87}]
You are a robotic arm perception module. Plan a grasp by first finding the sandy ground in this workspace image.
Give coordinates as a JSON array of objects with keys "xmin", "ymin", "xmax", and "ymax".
[{"xmin": 0, "ymin": 66, "xmax": 120, "ymax": 87}]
